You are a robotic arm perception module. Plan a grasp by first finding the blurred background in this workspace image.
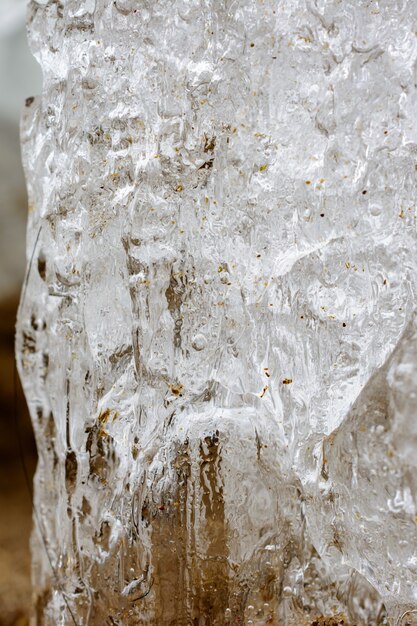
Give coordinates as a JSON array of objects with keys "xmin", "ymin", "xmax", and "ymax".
[{"xmin": 0, "ymin": 0, "xmax": 42, "ymax": 623}]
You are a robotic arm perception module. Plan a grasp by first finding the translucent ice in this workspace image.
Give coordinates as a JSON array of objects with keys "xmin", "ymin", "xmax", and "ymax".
[{"xmin": 17, "ymin": 1, "xmax": 417, "ymax": 624}]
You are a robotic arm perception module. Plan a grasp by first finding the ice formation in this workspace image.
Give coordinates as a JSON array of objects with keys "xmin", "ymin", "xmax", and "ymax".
[{"xmin": 17, "ymin": 1, "xmax": 417, "ymax": 624}]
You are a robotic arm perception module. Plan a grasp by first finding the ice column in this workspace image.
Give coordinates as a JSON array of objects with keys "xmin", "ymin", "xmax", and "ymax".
[{"xmin": 17, "ymin": 1, "xmax": 417, "ymax": 624}]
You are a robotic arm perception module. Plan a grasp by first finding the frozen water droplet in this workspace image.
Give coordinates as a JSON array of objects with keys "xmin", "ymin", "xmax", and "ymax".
[{"xmin": 191, "ymin": 333, "xmax": 207, "ymax": 351}]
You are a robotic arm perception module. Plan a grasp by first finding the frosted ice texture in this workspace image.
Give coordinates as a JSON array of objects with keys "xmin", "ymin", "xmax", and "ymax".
[{"xmin": 16, "ymin": 1, "xmax": 417, "ymax": 624}]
